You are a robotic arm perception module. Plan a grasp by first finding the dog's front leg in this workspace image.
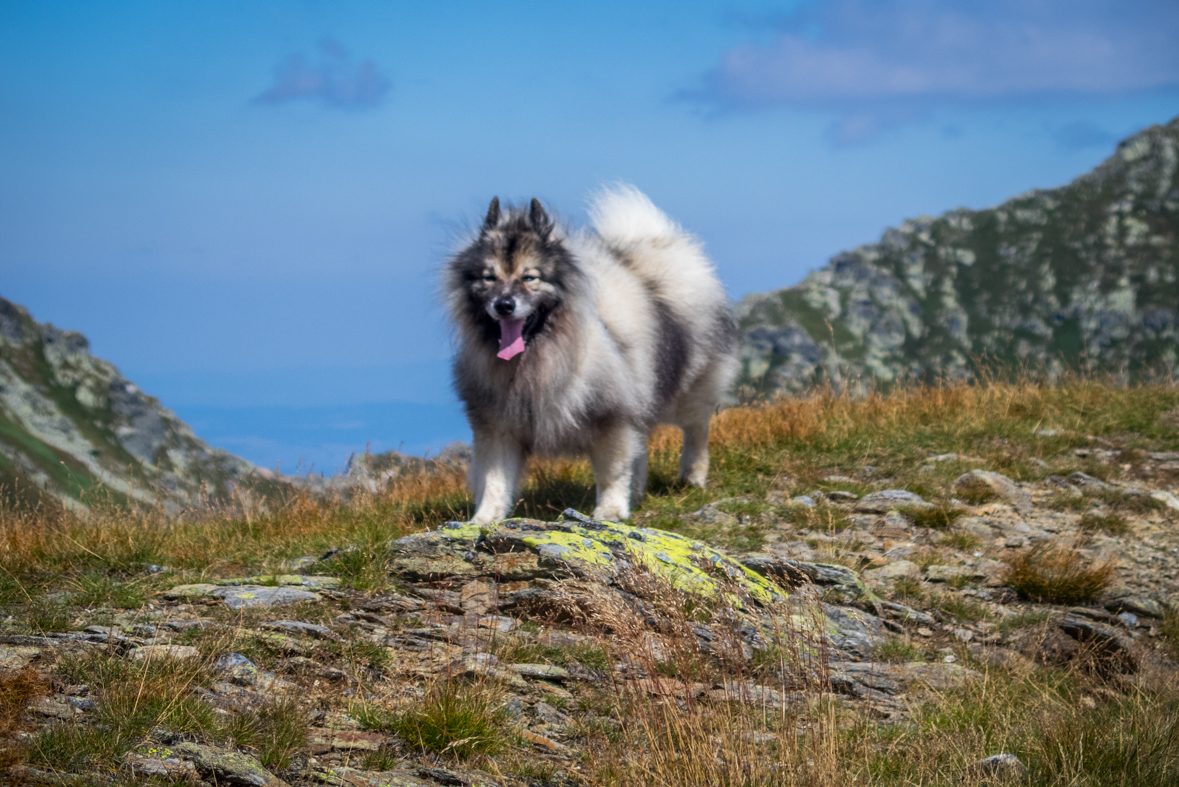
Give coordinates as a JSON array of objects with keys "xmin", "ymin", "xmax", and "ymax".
[
  {"xmin": 590, "ymin": 423, "xmax": 644, "ymax": 522},
  {"xmin": 469, "ymin": 430, "xmax": 525, "ymax": 525}
]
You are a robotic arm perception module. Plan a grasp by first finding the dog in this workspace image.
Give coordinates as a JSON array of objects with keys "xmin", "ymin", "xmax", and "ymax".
[{"xmin": 444, "ymin": 185, "xmax": 737, "ymax": 524}]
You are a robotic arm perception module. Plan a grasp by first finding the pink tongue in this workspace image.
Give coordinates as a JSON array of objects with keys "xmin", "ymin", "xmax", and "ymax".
[{"xmin": 497, "ymin": 318, "xmax": 526, "ymax": 360}]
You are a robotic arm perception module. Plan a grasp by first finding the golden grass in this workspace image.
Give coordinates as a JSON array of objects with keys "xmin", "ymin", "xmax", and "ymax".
[{"xmin": 1003, "ymin": 542, "xmax": 1116, "ymax": 604}]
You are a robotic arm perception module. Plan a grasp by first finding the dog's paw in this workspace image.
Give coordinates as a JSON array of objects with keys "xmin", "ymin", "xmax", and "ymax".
[{"xmin": 592, "ymin": 504, "xmax": 630, "ymax": 522}]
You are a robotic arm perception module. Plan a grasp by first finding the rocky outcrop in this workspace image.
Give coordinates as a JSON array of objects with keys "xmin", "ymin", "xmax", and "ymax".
[
  {"xmin": 738, "ymin": 115, "xmax": 1179, "ymax": 395},
  {"xmin": 0, "ymin": 296, "xmax": 256, "ymax": 511}
]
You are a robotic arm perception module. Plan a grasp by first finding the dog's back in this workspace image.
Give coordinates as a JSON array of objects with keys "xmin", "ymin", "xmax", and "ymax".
[{"xmin": 586, "ymin": 186, "xmax": 737, "ymax": 421}]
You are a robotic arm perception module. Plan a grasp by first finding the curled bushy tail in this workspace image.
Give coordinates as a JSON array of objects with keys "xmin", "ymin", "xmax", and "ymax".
[{"xmin": 588, "ymin": 184, "xmax": 681, "ymax": 249}]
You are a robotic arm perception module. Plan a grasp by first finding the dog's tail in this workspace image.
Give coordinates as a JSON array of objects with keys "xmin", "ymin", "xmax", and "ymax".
[{"xmin": 589, "ymin": 184, "xmax": 683, "ymax": 251}]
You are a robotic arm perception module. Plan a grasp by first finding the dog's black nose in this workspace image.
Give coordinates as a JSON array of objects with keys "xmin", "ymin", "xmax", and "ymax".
[{"xmin": 493, "ymin": 297, "xmax": 516, "ymax": 317}]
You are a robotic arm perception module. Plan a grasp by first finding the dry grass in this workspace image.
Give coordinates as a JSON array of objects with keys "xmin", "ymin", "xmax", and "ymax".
[
  {"xmin": 2, "ymin": 378, "xmax": 1179, "ymax": 784},
  {"xmin": 1004, "ymin": 543, "xmax": 1116, "ymax": 604}
]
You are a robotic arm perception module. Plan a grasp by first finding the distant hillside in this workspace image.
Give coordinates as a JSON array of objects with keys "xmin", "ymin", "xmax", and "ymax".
[
  {"xmin": 737, "ymin": 115, "xmax": 1179, "ymax": 396},
  {"xmin": 0, "ymin": 297, "xmax": 257, "ymax": 511}
]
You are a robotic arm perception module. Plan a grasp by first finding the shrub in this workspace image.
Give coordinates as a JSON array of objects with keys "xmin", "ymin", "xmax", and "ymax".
[{"xmin": 1004, "ymin": 544, "xmax": 1115, "ymax": 604}]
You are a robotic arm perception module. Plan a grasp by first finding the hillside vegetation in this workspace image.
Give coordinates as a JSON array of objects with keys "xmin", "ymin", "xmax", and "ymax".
[
  {"xmin": 738, "ymin": 115, "xmax": 1179, "ymax": 395},
  {"xmin": 2, "ymin": 378, "xmax": 1178, "ymax": 786}
]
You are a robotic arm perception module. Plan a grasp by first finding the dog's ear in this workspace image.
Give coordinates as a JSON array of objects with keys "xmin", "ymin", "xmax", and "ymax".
[
  {"xmin": 482, "ymin": 197, "xmax": 501, "ymax": 232},
  {"xmin": 530, "ymin": 198, "xmax": 553, "ymax": 236}
]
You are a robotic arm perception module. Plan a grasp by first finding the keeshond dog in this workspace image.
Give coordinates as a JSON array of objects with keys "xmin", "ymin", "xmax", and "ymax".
[{"xmin": 445, "ymin": 185, "xmax": 737, "ymax": 524}]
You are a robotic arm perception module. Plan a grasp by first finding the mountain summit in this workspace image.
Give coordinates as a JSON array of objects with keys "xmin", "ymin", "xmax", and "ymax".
[
  {"xmin": 0, "ymin": 297, "xmax": 255, "ymax": 511},
  {"xmin": 738, "ymin": 116, "xmax": 1179, "ymax": 395}
]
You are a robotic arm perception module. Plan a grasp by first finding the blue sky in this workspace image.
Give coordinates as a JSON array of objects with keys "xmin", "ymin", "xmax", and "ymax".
[{"xmin": 3, "ymin": 1, "xmax": 1178, "ymax": 474}]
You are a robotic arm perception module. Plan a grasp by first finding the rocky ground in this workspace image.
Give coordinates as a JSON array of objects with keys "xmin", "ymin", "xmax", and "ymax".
[{"xmin": 2, "ymin": 437, "xmax": 1177, "ymax": 786}]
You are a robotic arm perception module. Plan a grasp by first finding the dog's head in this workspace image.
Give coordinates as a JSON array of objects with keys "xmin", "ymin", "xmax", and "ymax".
[{"xmin": 447, "ymin": 197, "xmax": 582, "ymax": 360}]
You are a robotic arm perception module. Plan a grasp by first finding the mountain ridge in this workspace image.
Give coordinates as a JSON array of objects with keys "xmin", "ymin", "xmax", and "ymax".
[
  {"xmin": 736, "ymin": 115, "xmax": 1179, "ymax": 395},
  {"xmin": 0, "ymin": 297, "xmax": 257, "ymax": 512}
]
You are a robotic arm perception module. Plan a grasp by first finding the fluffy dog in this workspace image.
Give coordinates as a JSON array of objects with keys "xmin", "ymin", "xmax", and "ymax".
[{"xmin": 445, "ymin": 186, "xmax": 737, "ymax": 524}]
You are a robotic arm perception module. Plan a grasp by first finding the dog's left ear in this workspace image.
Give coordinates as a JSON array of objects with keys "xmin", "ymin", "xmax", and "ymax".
[
  {"xmin": 482, "ymin": 197, "xmax": 501, "ymax": 232},
  {"xmin": 530, "ymin": 198, "xmax": 553, "ymax": 237}
]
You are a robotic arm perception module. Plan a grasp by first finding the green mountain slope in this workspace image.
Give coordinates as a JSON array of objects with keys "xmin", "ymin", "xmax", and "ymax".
[
  {"xmin": 0, "ymin": 297, "xmax": 255, "ymax": 511},
  {"xmin": 738, "ymin": 116, "xmax": 1179, "ymax": 395}
]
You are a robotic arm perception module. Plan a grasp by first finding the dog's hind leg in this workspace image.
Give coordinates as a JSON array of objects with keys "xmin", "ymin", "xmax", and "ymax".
[
  {"xmin": 590, "ymin": 423, "xmax": 644, "ymax": 522},
  {"xmin": 678, "ymin": 419, "xmax": 710, "ymax": 487},
  {"xmin": 674, "ymin": 356, "xmax": 732, "ymax": 487},
  {"xmin": 469, "ymin": 430, "xmax": 525, "ymax": 525},
  {"xmin": 629, "ymin": 435, "xmax": 649, "ymax": 510}
]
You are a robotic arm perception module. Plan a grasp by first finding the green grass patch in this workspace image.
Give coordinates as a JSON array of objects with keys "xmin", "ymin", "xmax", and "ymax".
[
  {"xmin": 220, "ymin": 697, "xmax": 307, "ymax": 770},
  {"xmin": 874, "ymin": 638, "xmax": 926, "ymax": 663},
  {"xmin": 394, "ymin": 681, "xmax": 510, "ymax": 760},
  {"xmin": 1079, "ymin": 511, "xmax": 1130, "ymax": 534},
  {"xmin": 902, "ymin": 503, "xmax": 967, "ymax": 530},
  {"xmin": 933, "ymin": 593, "xmax": 989, "ymax": 622},
  {"xmin": 936, "ymin": 530, "xmax": 981, "ymax": 551}
]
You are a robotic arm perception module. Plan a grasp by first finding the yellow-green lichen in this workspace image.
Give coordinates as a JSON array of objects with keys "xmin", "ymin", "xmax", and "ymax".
[{"xmin": 478, "ymin": 515, "xmax": 785, "ymax": 606}]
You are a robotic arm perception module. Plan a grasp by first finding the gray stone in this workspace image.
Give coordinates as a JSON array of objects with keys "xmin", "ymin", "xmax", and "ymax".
[
  {"xmin": 211, "ymin": 586, "xmax": 321, "ymax": 609},
  {"xmin": 924, "ymin": 565, "xmax": 978, "ymax": 582},
  {"xmin": 261, "ymin": 620, "xmax": 340, "ymax": 641},
  {"xmin": 966, "ymin": 753, "xmax": 1029, "ymax": 782},
  {"xmin": 863, "ymin": 559, "xmax": 921, "ymax": 582},
  {"xmin": 128, "ymin": 645, "xmax": 200, "ymax": 661},
  {"xmin": 1059, "ymin": 617, "xmax": 1137, "ymax": 672},
  {"xmin": 0, "ymin": 645, "xmax": 41, "ymax": 671},
  {"xmin": 878, "ymin": 601, "xmax": 936, "ymax": 626},
  {"xmin": 510, "ymin": 663, "xmax": 572, "ymax": 682},
  {"xmin": 825, "ymin": 490, "xmax": 860, "ymax": 502},
  {"xmin": 1104, "ymin": 595, "xmax": 1165, "ymax": 619},
  {"xmin": 823, "ymin": 603, "xmax": 888, "ymax": 661},
  {"xmin": 855, "ymin": 490, "xmax": 931, "ymax": 513},
  {"xmin": 162, "ymin": 583, "xmax": 219, "ymax": 600},
  {"xmin": 1068, "ymin": 471, "xmax": 1111, "ymax": 490},
  {"xmin": 953, "ymin": 470, "xmax": 1032, "ymax": 512}
]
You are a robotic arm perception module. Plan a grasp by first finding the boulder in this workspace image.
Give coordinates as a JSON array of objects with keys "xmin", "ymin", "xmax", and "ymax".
[
  {"xmin": 855, "ymin": 490, "xmax": 932, "ymax": 513},
  {"xmin": 953, "ymin": 470, "xmax": 1032, "ymax": 512}
]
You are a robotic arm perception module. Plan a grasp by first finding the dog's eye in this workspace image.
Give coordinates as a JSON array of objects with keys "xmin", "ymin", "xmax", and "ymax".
[
  {"xmin": 521, "ymin": 274, "xmax": 539, "ymax": 283},
  {"xmin": 481, "ymin": 273, "xmax": 497, "ymax": 282}
]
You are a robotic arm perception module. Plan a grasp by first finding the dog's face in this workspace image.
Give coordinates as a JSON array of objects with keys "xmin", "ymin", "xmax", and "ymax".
[{"xmin": 450, "ymin": 197, "xmax": 581, "ymax": 357}]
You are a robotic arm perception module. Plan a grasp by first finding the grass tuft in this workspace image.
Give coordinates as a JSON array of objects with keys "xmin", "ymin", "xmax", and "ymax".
[
  {"xmin": 1004, "ymin": 543, "xmax": 1115, "ymax": 604},
  {"xmin": 1079, "ymin": 511, "xmax": 1130, "ymax": 534},
  {"xmin": 874, "ymin": 638, "xmax": 925, "ymax": 663},
  {"xmin": 954, "ymin": 477, "xmax": 998, "ymax": 505},
  {"xmin": 901, "ymin": 503, "xmax": 966, "ymax": 530}
]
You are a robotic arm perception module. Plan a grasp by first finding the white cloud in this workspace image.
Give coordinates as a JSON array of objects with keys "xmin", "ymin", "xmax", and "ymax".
[{"xmin": 693, "ymin": 1, "xmax": 1179, "ymax": 141}]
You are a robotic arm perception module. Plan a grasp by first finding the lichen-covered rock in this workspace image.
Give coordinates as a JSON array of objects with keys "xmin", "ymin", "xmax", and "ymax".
[
  {"xmin": 211, "ymin": 586, "xmax": 321, "ymax": 610},
  {"xmin": 391, "ymin": 510, "xmax": 785, "ymax": 607},
  {"xmin": 855, "ymin": 490, "xmax": 932, "ymax": 513},
  {"xmin": 174, "ymin": 742, "xmax": 290, "ymax": 787}
]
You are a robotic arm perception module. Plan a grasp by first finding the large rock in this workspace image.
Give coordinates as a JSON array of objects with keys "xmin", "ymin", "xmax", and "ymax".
[
  {"xmin": 855, "ymin": 490, "xmax": 932, "ymax": 513},
  {"xmin": 211, "ymin": 586, "xmax": 321, "ymax": 610},
  {"xmin": 392, "ymin": 510, "xmax": 785, "ymax": 607}
]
